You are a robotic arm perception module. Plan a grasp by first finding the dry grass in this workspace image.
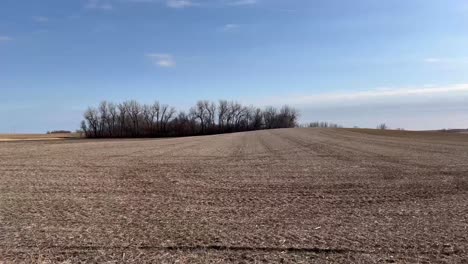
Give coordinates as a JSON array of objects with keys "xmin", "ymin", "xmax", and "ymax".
[
  {"xmin": 0, "ymin": 133, "xmax": 82, "ymax": 142},
  {"xmin": 0, "ymin": 128, "xmax": 467, "ymax": 263}
]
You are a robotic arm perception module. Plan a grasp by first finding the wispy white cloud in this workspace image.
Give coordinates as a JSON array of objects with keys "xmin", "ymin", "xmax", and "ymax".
[
  {"xmin": 85, "ymin": 0, "xmax": 113, "ymax": 10},
  {"xmin": 424, "ymin": 57, "xmax": 468, "ymax": 64},
  {"xmin": 33, "ymin": 29, "xmax": 49, "ymax": 35},
  {"xmin": 0, "ymin": 36, "xmax": 13, "ymax": 42},
  {"xmin": 221, "ymin": 23, "xmax": 240, "ymax": 32},
  {"xmin": 68, "ymin": 14, "xmax": 81, "ymax": 20},
  {"xmin": 263, "ymin": 84, "xmax": 468, "ymax": 107},
  {"xmin": 124, "ymin": 0, "xmax": 158, "ymax": 2},
  {"xmin": 92, "ymin": 24, "xmax": 115, "ymax": 33},
  {"xmin": 146, "ymin": 53, "xmax": 176, "ymax": 68},
  {"xmin": 166, "ymin": 0, "xmax": 194, "ymax": 8},
  {"xmin": 32, "ymin": 16, "xmax": 49, "ymax": 22},
  {"xmin": 123, "ymin": 0, "xmax": 256, "ymax": 8},
  {"xmin": 228, "ymin": 0, "xmax": 257, "ymax": 6},
  {"xmin": 424, "ymin": 58, "xmax": 441, "ymax": 63}
]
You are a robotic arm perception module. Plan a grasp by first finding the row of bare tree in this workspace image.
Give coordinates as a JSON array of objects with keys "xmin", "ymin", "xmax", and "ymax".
[
  {"xmin": 306, "ymin": 121, "xmax": 342, "ymax": 128},
  {"xmin": 81, "ymin": 100, "xmax": 299, "ymax": 138}
]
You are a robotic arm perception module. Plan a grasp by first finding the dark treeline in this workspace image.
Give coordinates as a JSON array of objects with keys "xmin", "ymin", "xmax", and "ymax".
[
  {"xmin": 81, "ymin": 100, "xmax": 298, "ymax": 138},
  {"xmin": 306, "ymin": 121, "xmax": 342, "ymax": 128}
]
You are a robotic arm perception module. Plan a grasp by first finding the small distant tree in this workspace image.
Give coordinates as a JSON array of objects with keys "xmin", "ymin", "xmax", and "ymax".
[
  {"xmin": 308, "ymin": 121, "xmax": 342, "ymax": 128},
  {"xmin": 76, "ymin": 129, "xmax": 85, "ymax": 138},
  {"xmin": 251, "ymin": 108, "xmax": 263, "ymax": 130},
  {"xmin": 161, "ymin": 105, "xmax": 176, "ymax": 133},
  {"xmin": 84, "ymin": 107, "xmax": 100, "ymax": 137},
  {"xmin": 190, "ymin": 101, "xmax": 208, "ymax": 134},
  {"xmin": 377, "ymin": 123, "xmax": 388, "ymax": 130},
  {"xmin": 263, "ymin": 106, "xmax": 278, "ymax": 129},
  {"xmin": 218, "ymin": 100, "xmax": 229, "ymax": 132}
]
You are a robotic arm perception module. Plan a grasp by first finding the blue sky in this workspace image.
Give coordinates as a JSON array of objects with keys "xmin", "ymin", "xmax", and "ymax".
[{"xmin": 1, "ymin": 0, "xmax": 468, "ymax": 132}]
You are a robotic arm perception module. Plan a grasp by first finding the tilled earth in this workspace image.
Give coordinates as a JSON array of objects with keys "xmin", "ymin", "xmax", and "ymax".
[{"xmin": 1, "ymin": 128, "xmax": 467, "ymax": 263}]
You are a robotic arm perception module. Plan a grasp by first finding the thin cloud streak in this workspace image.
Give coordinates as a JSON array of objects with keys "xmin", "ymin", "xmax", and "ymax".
[
  {"xmin": 85, "ymin": 0, "xmax": 113, "ymax": 10},
  {"xmin": 32, "ymin": 16, "xmax": 49, "ymax": 22},
  {"xmin": 221, "ymin": 23, "xmax": 240, "ymax": 31},
  {"xmin": 424, "ymin": 57, "xmax": 468, "ymax": 64},
  {"xmin": 267, "ymin": 84, "xmax": 468, "ymax": 107},
  {"xmin": 228, "ymin": 0, "xmax": 257, "ymax": 6},
  {"xmin": 0, "ymin": 36, "xmax": 13, "ymax": 42},
  {"xmin": 146, "ymin": 53, "xmax": 176, "ymax": 68},
  {"xmin": 114, "ymin": 0, "xmax": 257, "ymax": 8},
  {"xmin": 166, "ymin": 0, "xmax": 194, "ymax": 8}
]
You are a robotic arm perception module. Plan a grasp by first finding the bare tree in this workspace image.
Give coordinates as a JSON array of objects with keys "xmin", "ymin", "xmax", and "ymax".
[
  {"xmin": 227, "ymin": 102, "xmax": 243, "ymax": 131},
  {"xmin": 84, "ymin": 107, "xmax": 100, "ymax": 137},
  {"xmin": 142, "ymin": 104, "xmax": 153, "ymax": 136},
  {"xmin": 161, "ymin": 105, "xmax": 176, "ymax": 133},
  {"xmin": 190, "ymin": 101, "xmax": 209, "ymax": 133},
  {"xmin": 128, "ymin": 100, "xmax": 141, "ymax": 136},
  {"xmin": 251, "ymin": 108, "xmax": 263, "ymax": 130},
  {"xmin": 118, "ymin": 102, "xmax": 129, "ymax": 137},
  {"xmin": 107, "ymin": 102, "xmax": 118, "ymax": 137},
  {"xmin": 204, "ymin": 101, "xmax": 217, "ymax": 131},
  {"xmin": 81, "ymin": 99, "xmax": 298, "ymax": 138},
  {"xmin": 279, "ymin": 105, "xmax": 298, "ymax": 128},
  {"xmin": 218, "ymin": 100, "xmax": 229, "ymax": 131},
  {"xmin": 377, "ymin": 123, "xmax": 388, "ymax": 130},
  {"xmin": 263, "ymin": 106, "xmax": 277, "ymax": 129},
  {"xmin": 235, "ymin": 106, "xmax": 248, "ymax": 130},
  {"xmin": 80, "ymin": 120, "xmax": 88, "ymax": 136}
]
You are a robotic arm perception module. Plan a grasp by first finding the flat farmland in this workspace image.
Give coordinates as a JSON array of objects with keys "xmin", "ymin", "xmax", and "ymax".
[
  {"xmin": 0, "ymin": 133, "xmax": 81, "ymax": 142},
  {"xmin": 1, "ymin": 128, "xmax": 468, "ymax": 263}
]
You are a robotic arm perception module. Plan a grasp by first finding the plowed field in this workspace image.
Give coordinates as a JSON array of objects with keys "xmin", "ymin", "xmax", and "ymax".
[{"xmin": 1, "ymin": 128, "xmax": 467, "ymax": 263}]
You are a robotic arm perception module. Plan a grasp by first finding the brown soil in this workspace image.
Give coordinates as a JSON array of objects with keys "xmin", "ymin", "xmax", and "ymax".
[{"xmin": 1, "ymin": 128, "xmax": 467, "ymax": 263}]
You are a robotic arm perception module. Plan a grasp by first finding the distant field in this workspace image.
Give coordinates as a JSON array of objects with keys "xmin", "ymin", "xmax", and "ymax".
[
  {"xmin": 0, "ymin": 133, "xmax": 81, "ymax": 142},
  {"xmin": 346, "ymin": 128, "xmax": 468, "ymax": 142},
  {"xmin": 0, "ymin": 128, "xmax": 467, "ymax": 263}
]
